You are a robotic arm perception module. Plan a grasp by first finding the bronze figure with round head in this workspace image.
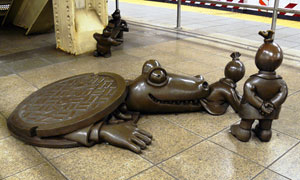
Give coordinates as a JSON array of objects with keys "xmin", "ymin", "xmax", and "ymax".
[
  {"xmin": 230, "ymin": 30, "xmax": 288, "ymax": 142},
  {"xmin": 201, "ymin": 52, "xmax": 245, "ymax": 115},
  {"xmin": 93, "ymin": 27, "xmax": 121, "ymax": 58},
  {"xmin": 112, "ymin": 9, "xmax": 121, "ymax": 20},
  {"xmin": 225, "ymin": 52, "xmax": 245, "ymax": 83},
  {"xmin": 255, "ymin": 30, "xmax": 283, "ymax": 72}
]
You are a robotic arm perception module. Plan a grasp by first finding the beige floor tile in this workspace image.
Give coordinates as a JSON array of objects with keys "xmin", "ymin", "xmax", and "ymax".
[
  {"xmin": 19, "ymin": 64, "xmax": 74, "ymax": 89},
  {"xmin": 188, "ymin": 36, "xmax": 257, "ymax": 58},
  {"xmin": 194, "ymin": 53, "xmax": 235, "ymax": 68},
  {"xmin": 283, "ymin": 91, "xmax": 300, "ymax": 111},
  {"xmin": 165, "ymin": 60, "xmax": 220, "ymax": 76},
  {"xmin": 130, "ymin": 166, "xmax": 175, "ymax": 180},
  {"xmin": 103, "ymin": 52, "xmax": 141, "ymax": 63},
  {"xmin": 56, "ymin": 58, "xmax": 105, "ymax": 75},
  {"xmin": 59, "ymin": 55, "xmax": 144, "ymax": 80},
  {"xmin": 252, "ymin": 169, "xmax": 289, "ymax": 180},
  {"xmin": 5, "ymin": 57, "xmax": 51, "ymax": 73},
  {"xmin": 159, "ymin": 140, "xmax": 264, "ymax": 180},
  {"xmin": 121, "ymin": 46, "xmax": 162, "ymax": 58},
  {"xmin": 277, "ymin": 64, "xmax": 300, "ymax": 93},
  {"xmin": 0, "ymin": 114, "xmax": 10, "ymax": 140},
  {"xmin": 269, "ymin": 143, "xmax": 300, "ymax": 180},
  {"xmin": 0, "ymin": 74, "xmax": 37, "ymax": 118},
  {"xmin": 272, "ymin": 108, "xmax": 300, "ymax": 139},
  {"xmin": 141, "ymin": 51, "xmax": 185, "ymax": 67},
  {"xmin": 138, "ymin": 117, "xmax": 202, "ymax": 164},
  {"xmin": 166, "ymin": 111, "xmax": 238, "ymax": 138},
  {"xmin": 176, "ymin": 38, "xmax": 231, "ymax": 54},
  {"xmin": 36, "ymin": 147, "xmax": 80, "ymax": 160},
  {"xmin": 50, "ymin": 144, "xmax": 152, "ymax": 180},
  {"xmin": 203, "ymin": 69, "xmax": 225, "ymax": 84},
  {"xmin": 145, "ymin": 40, "xmax": 189, "ymax": 54},
  {"xmin": 4, "ymin": 163, "xmax": 65, "ymax": 180},
  {"xmin": 97, "ymin": 60, "xmax": 146, "ymax": 79},
  {"xmin": 0, "ymin": 137, "xmax": 46, "ymax": 178},
  {"xmin": 210, "ymin": 127, "xmax": 299, "ymax": 167}
]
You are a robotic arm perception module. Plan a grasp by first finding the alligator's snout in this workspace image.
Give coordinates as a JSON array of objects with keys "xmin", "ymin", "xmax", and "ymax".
[
  {"xmin": 126, "ymin": 72, "xmax": 210, "ymax": 113},
  {"xmin": 125, "ymin": 59, "xmax": 210, "ymax": 113}
]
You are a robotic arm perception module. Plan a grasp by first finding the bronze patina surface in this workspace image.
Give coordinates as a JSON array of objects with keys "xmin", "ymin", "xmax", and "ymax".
[
  {"xmin": 93, "ymin": 9, "xmax": 128, "ymax": 58},
  {"xmin": 7, "ymin": 121, "xmax": 81, "ymax": 148},
  {"xmin": 93, "ymin": 27, "xmax": 122, "ymax": 58},
  {"xmin": 108, "ymin": 9, "xmax": 129, "ymax": 43},
  {"xmin": 8, "ymin": 72, "xmax": 127, "ymax": 137},
  {"xmin": 201, "ymin": 52, "xmax": 245, "ymax": 115},
  {"xmin": 230, "ymin": 30, "xmax": 288, "ymax": 142},
  {"xmin": 126, "ymin": 60, "xmax": 210, "ymax": 113},
  {"xmin": 7, "ymin": 72, "xmax": 152, "ymax": 153}
]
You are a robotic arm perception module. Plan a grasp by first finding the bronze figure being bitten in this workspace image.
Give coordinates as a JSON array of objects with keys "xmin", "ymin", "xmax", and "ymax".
[
  {"xmin": 201, "ymin": 52, "xmax": 245, "ymax": 115},
  {"xmin": 126, "ymin": 55, "xmax": 244, "ymax": 115},
  {"xmin": 231, "ymin": 30, "xmax": 288, "ymax": 142}
]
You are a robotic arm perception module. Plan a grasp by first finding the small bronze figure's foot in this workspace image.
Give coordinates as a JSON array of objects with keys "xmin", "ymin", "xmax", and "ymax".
[
  {"xmin": 116, "ymin": 38, "xmax": 124, "ymax": 43},
  {"xmin": 104, "ymin": 53, "xmax": 112, "ymax": 58},
  {"xmin": 230, "ymin": 124, "xmax": 251, "ymax": 142},
  {"xmin": 94, "ymin": 50, "xmax": 100, "ymax": 57},
  {"xmin": 253, "ymin": 125, "xmax": 272, "ymax": 142}
]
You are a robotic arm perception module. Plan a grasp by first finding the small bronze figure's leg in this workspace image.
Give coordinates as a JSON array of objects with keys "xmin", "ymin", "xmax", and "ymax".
[
  {"xmin": 104, "ymin": 49, "xmax": 112, "ymax": 58},
  {"xmin": 254, "ymin": 119, "xmax": 273, "ymax": 142},
  {"xmin": 116, "ymin": 31, "xmax": 124, "ymax": 42},
  {"xmin": 230, "ymin": 119, "xmax": 254, "ymax": 142},
  {"xmin": 94, "ymin": 50, "xmax": 100, "ymax": 57}
]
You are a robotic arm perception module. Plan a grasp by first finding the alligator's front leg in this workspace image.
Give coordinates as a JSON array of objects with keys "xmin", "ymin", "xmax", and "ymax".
[{"xmin": 109, "ymin": 103, "xmax": 140, "ymax": 124}]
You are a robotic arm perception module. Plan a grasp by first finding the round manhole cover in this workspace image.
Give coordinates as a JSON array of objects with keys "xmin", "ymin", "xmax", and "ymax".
[{"xmin": 8, "ymin": 72, "xmax": 127, "ymax": 137}]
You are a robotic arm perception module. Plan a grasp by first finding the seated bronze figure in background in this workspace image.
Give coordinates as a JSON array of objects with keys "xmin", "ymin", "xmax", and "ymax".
[
  {"xmin": 93, "ymin": 27, "xmax": 121, "ymax": 58},
  {"xmin": 231, "ymin": 30, "xmax": 288, "ymax": 142},
  {"xmin": 93, "ymin": 9, "xmax": 128, "ymax": 58},
  {"xmin": 108, "ymin": 9, "xmax": 129, "ymax": 43}
]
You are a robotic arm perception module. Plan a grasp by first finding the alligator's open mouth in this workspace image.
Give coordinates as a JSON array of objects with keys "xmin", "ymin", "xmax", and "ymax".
[{"xmin": 149, "ymin": 94, "xmax": 202, "ymax": 106}]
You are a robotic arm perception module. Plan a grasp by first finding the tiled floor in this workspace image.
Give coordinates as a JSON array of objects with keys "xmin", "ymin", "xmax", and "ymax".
[{"xmin": 1, "ymin": 1, "xmax": 300, "ymax": 180}]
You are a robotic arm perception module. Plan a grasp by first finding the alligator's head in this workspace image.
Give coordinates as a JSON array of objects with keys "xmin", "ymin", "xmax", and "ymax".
[{"xmin": 126, "ymin": 60, "xmax": 210, "ymax": 113}]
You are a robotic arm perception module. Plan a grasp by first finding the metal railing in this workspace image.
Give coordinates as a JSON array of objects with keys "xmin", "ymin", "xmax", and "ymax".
[
  {"xmin": 176, "ymin": 0, "xmax": 300, "ymax": 37},
  {"xmin": 114, "ymin": 0, "xmax": 300, "ymax": 38}
]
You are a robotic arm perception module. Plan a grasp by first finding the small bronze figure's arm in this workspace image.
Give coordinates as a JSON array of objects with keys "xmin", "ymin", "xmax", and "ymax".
[
  {"xmin": 226, "ymin": 88, "xmax": 242, "ymax": 113},
  {"xmin": 108, "ymin": 37, "xmax": 122, "ymax": 46},
  {"xmin": 243, "ymin": 81, "xmax": 263, "ymax": 109},
  {"xmin": 270, "ymin": 81, "xmax": 288, "ymax": 109},
  {"xmin": 120, "ymin": 20, "xmax": 129, "ymax": 32}
]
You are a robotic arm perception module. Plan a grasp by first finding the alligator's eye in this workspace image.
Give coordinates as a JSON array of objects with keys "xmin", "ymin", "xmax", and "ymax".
[
  {"xmin": 149, "ymin": 69, "xmax": 167, "ymax": 84},
  {"xmin": 147, "ymin": 68, "xmax": 168, "ymax": 86}
]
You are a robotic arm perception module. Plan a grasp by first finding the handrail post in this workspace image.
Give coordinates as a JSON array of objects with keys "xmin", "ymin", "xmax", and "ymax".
[
  {"xmin": 271, "ymin": 0, "xmax": 280, "ymax": 38},
  {"xmin": 176, "ymin": 0, "xmax": 181, "ymax": 29},
  {"xmin": 116, "ymin": 0, "xmax": 119, "ymax": 10}
]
